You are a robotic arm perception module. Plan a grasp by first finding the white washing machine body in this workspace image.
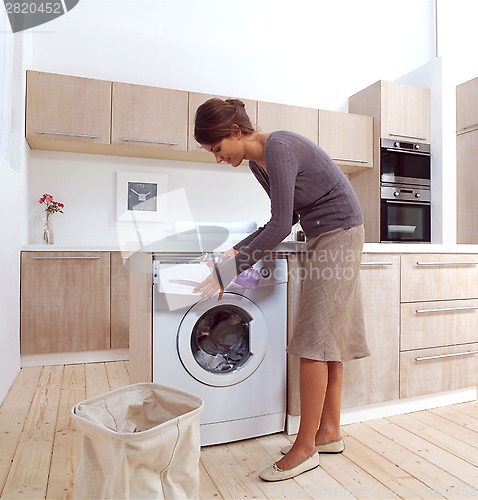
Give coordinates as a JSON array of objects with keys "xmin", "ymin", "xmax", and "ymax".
[{"xmin": 152, "ymin": 255, "xmax": 288, "ymax": 446}]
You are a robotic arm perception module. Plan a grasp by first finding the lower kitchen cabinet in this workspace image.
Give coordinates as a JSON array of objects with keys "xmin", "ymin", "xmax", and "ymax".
[
  {"xmin": 400, "ymin": 342, "xmax": 478, "ymax": 399},
  {"xmin": 342, "ymin": 254, "xmax": 400, "ymax": 408},
  {"xmin": 20, "ymin": 251, "xmax": 129, "ymax": 355},
  {"xmin": 399, "ymin": 253, "xmax": 478, "ymax": 398}
]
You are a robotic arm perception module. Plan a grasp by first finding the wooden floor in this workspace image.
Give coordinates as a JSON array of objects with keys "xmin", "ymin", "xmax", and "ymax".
[{"xmin": 0, "ymin": 362, "xmax": 477, "ymax": 499}]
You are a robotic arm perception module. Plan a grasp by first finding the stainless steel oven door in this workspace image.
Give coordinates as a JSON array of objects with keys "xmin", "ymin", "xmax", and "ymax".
[
  {"xmin": 380, "ymin": 139, "xmax": 431, "ymax": 187},
  {"xmin": 380, "ymin": 199, "xmax": 431, "ymax": 242}
]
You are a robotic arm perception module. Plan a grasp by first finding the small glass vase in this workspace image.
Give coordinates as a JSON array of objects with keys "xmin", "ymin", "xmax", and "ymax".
[{"xmin": 43, "ymin": 213, "xmax": 54, "ymax": 244}]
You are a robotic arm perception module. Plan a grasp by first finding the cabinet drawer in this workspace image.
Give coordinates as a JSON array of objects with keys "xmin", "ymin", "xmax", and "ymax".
[
  {"xmin": 401, "ymin": 299, "xmax": 478, "ymax": 350},
  {"xmin": 400, "ymin": 343, "xmax": 478, "ymax": 399},
  {"xmin": 401, "ymin": 254, "xmax": 478, "ymax": 302}
]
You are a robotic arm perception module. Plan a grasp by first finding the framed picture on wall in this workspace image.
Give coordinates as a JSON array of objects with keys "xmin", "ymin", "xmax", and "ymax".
[{"xmin": 116, "ymin": 171, "xmax": 168, "ymax": 221}]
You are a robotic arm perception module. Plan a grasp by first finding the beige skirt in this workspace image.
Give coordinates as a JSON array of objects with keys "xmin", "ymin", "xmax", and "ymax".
[{"xmin": 287, "ymin": 225, "xmax": 370, "ymax": 362}]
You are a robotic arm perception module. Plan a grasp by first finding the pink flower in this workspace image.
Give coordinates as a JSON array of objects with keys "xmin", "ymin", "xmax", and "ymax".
[{"xmin": 38, "ymin": 193, "xmax": 65, "ymax": 215}]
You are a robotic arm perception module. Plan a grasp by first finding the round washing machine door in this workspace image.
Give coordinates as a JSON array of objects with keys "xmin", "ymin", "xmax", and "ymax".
[{"xmin": 177, "ymin": 292, "xmax": 268, "ymax": 387}]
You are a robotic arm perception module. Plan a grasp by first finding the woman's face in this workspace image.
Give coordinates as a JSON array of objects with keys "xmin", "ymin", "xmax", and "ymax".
[{"xmin": 200, "ymin": 132, "xmax": 245, "ymax": 167}]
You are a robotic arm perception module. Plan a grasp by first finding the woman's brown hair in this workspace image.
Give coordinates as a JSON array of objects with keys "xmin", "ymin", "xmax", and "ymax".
[{"xmin": 194, "ymin": 98, "xmax": 255, "ymax": 145}]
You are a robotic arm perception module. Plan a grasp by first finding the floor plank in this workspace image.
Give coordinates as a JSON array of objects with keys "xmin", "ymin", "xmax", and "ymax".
[
  {"xmin": 45, "ymin": 364, "xmax": 86, "ymax": 500},
  {"xmin": 0, "ymin": 367, "xmax": 42, "ymax": 495},
  {"xmin": 343, "ymin": 434, "xmax": 442, "ymax": 499},
  {"xmin": 346, "ymin": 421, "xmax": 462, "ymax": 498},
  {"xmin": 398, "ymin": 410, "xmax": 478, "ymax": 466},
  {"xmin": 105, "ymin": 360, "xmax": 130, "ymax": 391},
  {"xmin": 2, "ymin": 366, "xmax": 63, "ymax": 499},
  {"xmin": 367, "ymin": 417, "xmax": 478, "ymax": 497},
  {"xmin": 84, "ymin": 362, "xmax": 110, "ymax": 398},
  {"xmin": 1, "ymin": 364, "xmax": 477, "ymax": 500}
]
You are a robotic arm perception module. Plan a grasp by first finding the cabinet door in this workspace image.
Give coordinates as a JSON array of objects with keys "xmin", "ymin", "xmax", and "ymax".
[
  {"xmin": 401, "ymin": 254, "xmax": 478, "ymax": 302},
  {"xmin": 188, "ymin": 92, "xmax": 258, "ymax": 156},
  {"xmin": 111, "ymin": 82, "xmax": 188, "ymax": 152},
  {"xmin": 456, "ymin": 76, "xmax": 478, "ymax": 135},
  {"xmin": 380, "ymin": 80, "xmax": 430, "ymax": 143},
  {"xmin": 457, "ymin": 132, "xmax": 478, "ymax": 243},
  {"xmin": 257, "ymin": 101, "xmax": 318, "ymax": 143},
  {"xmin": 400, "ymin": 342, "xmax": 478, "ymax": 399},
  {"xmin": 20, "ymin": 252, "xmax": 110, "ymax": 354},
  {"xmin": 318, "ymin": 109, "xmax": 373, "ymax": 173},
  {"xmin": 401, "ymin": 298, "xmax": 478, "ymax": 350},
  {"xmin": 26, "ymin": 71, "xmax": 112, "ymax": 150},
  {"xmin": 111, "ymin": 252, "xmax": 130, "ymax": 349},
  {"xmin": 342, "ymin": 254, "xmax": 400, "ymax": 408}
]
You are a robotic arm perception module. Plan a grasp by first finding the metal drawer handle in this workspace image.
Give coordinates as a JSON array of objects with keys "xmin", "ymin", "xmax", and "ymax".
[
  {"xmin": 332, "ymin": 157, "xmax": 368, "ymax": 164},
  {"xmin": 36, "ymin": 130, "xmax": 100, "ymax": 139},
  {"xmin": 457, "ymin": 122, "xmax": 478, "ymax": 134},
  {"xmin": 389, "ymin": 133, "xmax": 427, "ymax": 141},
  {"xmin": 416, "ymin": 261, "xmax": 478, "ymax": 266},
  {"xmin": 32, "ymin": 256, "xmax": 101, "ymax": 260},
  {"xmin": 385, "ymin": 148, "xmax": 430, "ymax": 156},
  {"xmin": 416, "ymin": 350, "xmax": 478, "ymax": 362},
  {"xmin": 120, "ymin": 138, "xmax": 178, "ymax": 146},
  {"xmin": 416, "ymin": 305, "xmax": 478, "ymax": 314},
  {"xmin": 361, "ymin": 262, "xmax": 394, "ymax": 266}
]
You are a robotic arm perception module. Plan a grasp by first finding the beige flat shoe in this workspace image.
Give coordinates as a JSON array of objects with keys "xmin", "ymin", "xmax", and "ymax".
[
  {"xmin": 259, "ymin": 452, "xmax": 320, "ymax": 482},
  {"xmin": 281, "ymin": 438, "xmax": 345, "ymax": 455}
]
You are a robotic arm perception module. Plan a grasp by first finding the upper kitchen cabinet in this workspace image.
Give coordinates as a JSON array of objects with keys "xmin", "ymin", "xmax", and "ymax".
[
  {"xmin": 456, "ymin": 76, "xmax": 478, "ymax": 135},
  {"xmin": 26, "ymin": 70, "xmax": 112, "ymax": 152},
  {"xmin": 348, "ymin": 80, "xmax": 431, "ymax": 243},
  {"xmin": 257, "ymin": 101, "xmax": 318, "ymax": 144},
  {"xmin": 187, "ymin": 92, "xmax": 258, "ymax": 160},
  {"xmin": 456, "ymin": 76, "xmax": 478, "ymax": 243},
  {"xmin": 318, "ymin": 109, "xmax": 373, "ymax": 173},
  {"xmin": 111, "ymin": 82, "xmax": 188, "ymax": 157},
  {"xmin": 350, "ymin": 80, "xmax": 430, "ymax": 143}
]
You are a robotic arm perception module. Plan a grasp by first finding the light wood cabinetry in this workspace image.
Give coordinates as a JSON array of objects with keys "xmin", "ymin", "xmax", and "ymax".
[
  {"xmin": 318, "ymin": 109, "xmax": 373, "ymax": 173},
  {"xmin": 111, "ymin": 82, "xmax": 188, "ymax": 153},
  {"xmin": 257, "ymin": 101, "xmax": 319, "ymax": 144},
  {"xmin": 456, "ymin": 131, "xmax": 478, "ymax": 243},
  {"xmin": 287, "ymin": 253, "xmax": 400, "ymax": 416},
  {"xmin": 456, "ymin": 76, "xmax": 478, "ymax": 135},
  {"xmin": 187, "ymin": 92, "xmax": 258, "ymax": 157},
  {"xmin": 110, "ymin": 252, "xmax": 130, "ymax": 349},
  {"xmin": 399, "ymin": 254, "xmax": 478, "ymax": 398},
  {"xmin": 26, "ymin": 70, "xmax": 112, "ymax": 152},
  {"xmin": 348, "ymin": 80, "xmax": 431, "ymax": 242},
  {"xmin": 26, "ymin": 71, "xmax": 374, "ymax": 172},
  {"xmin": 379, "ymin": 81, "xmax": 430, "ymax": 143},
  {"xmin": 456, "ymin": 77, "xmax": 478, "ymax": 243},
  {"xmin": 21, "ymin": 251, "xmax": 129, "ymax": 355},
  {"xmin": 342, "ymin": 254, "xmax": 400, "ymax": 408}
]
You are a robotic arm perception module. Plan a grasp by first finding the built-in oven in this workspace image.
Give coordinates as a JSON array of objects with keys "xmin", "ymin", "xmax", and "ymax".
[{"xmin": 380, "ymin": 138, "xmax": 431, "ymax": 243}]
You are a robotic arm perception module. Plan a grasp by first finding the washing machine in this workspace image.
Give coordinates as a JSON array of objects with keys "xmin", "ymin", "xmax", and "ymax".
[{"xmin": 152, "ymin": 254, "xmax": 288, "ymax": 446}]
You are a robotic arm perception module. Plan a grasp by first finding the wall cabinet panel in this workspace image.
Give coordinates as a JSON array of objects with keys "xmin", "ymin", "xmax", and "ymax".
[{"xmin": 26, "ymin": 70, "xmax": 112, "ymax": 152}]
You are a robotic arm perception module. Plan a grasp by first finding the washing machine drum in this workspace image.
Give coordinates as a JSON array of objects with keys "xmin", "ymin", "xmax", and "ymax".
[{"xmin": 177, "ymin": 293, "xmax": 268, "ymax": 387}]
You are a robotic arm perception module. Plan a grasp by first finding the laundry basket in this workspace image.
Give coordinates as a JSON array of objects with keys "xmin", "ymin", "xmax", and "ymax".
[{"xmin": 72, "ymin": 382, "xmax": 204, "ymax": 499}]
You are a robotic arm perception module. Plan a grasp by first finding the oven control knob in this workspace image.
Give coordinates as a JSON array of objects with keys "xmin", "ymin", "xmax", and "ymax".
[
  {"xmin": 394, "ymin": 191, "xmax": 400, "ymax": 197},
  {"xmin": 415, "ymin": 193, "xmax": 421, "ymax": 198}
]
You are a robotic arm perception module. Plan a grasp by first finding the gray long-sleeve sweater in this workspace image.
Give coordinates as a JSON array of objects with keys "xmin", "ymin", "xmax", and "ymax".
[{"xmin": 215, "ymin": 130, "xmax": 363, "ymax": 287}]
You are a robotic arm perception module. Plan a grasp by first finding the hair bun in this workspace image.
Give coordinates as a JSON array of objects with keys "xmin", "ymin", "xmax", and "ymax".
[{"xmin": 225, "ymin": 98, "xmax": 245, "ymax": 108}]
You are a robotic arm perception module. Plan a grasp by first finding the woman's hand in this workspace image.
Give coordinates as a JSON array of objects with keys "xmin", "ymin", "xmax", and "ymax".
[
  {"xmin": 193, "ymin": 248, "xmax": 238, "ymax": 301},
  {"xmin": 193, "ymin": 273, "xmax": 224, "ymax": 301}
]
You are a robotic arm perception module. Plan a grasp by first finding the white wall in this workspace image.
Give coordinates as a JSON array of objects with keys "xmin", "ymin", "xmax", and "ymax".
[
  {"xmin": 25, "ymin": 0, "xmax": 437, "ymax": 245},
  {"xmin": 0, "ymin": 13, "xmax": 31, "ymax": 403}
]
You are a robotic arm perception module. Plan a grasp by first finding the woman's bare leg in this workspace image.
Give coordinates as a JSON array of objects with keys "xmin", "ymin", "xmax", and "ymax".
[
  {"xmin": 274, "ymin": 358, "xmax": 327, "ymax": 470},
  {"xmin": 316, "ymin": 361, "xmax": 343, "ymax": 444}
]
